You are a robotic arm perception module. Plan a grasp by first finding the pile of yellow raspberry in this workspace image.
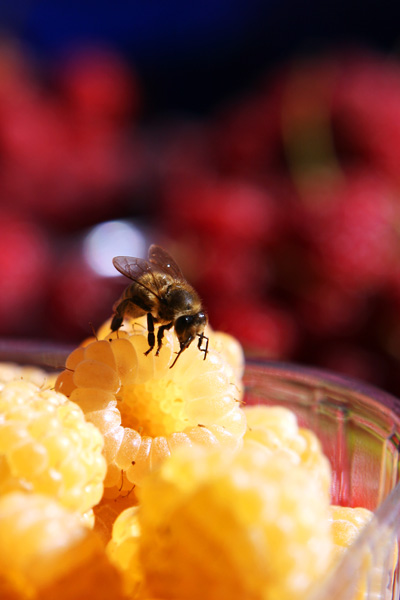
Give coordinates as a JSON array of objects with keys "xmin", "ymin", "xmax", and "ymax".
[{"xmin": 0, "ymin": 317, "xmax": 395, "ymax": 599}]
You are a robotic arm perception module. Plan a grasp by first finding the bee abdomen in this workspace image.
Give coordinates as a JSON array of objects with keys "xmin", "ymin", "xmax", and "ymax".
[{"xmin": 116, "ymin": 284, "xmax": 155, "ymax": 315}]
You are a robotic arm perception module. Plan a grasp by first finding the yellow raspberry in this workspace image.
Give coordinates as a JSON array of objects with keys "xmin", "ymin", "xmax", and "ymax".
[
  {"xmin": 0, "ymin": 492, "xmax": 126, "ymax": 600},
  {"xmin": 107, "ymin": 506, "xmax": 143, "ymax": 598},
  {"xmin": 0, "ymin": 380, "xmax": 106, "ymax": 515},
  {"xmin": 329, "ymin": 505, "xmax": 398, "ymax": 600},
  {"xmin": 55, "ymin": 317, "xmax": 246, "ymax": 495},
  {"xmin": 0, "ymin": 362, "xmax": 54, "ymax": 390},
  {"xmin": 207, "ymin": 329, "xmax": 245, "ymax": 382},
  {"xmin": 93, "ymin": 491, "xmax": 139, "ymax": 545},
  {"xmin": 243, "ymin": 405, "xmax": 331, "ymax": 496},
  {"xmin": 108, "ymin": 444, "xmax": 333, "ymax": 600},
  {"xmin": 330, "ymin": 505, "xmax": 373, "ymax": 558}
]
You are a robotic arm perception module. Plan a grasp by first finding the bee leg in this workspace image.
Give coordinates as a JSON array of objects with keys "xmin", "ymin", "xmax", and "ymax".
[
  {"xmin": 144, "ymin": 313, "xmax": 156, "ymax": 356},
  {"xmin": 197, "ymin": 333, "xmax": 209, "ymax": 360},
  {"xmin": 156, "ymin": 322, "xmax": 173, "ymax": 356},
  {"xmin": 111, "ymin": 298, "xmax": 136, "ymax": 332}
]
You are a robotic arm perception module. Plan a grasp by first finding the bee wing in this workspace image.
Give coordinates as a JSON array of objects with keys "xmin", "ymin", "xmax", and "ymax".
[
  {"xmin": 112, "ymin": 255, "xmax": 151, "ymax": 278},
  {"xmin": 112, "ymin": 255, "xmax": 167, "ymax": 299},
  {"xmin": 148, "ymin": 244, "xmax": 185, "ymax": 280}
]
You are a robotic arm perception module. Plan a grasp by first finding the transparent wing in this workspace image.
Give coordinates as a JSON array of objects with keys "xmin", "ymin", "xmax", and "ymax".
[
  {"xmin": 112, "ymin": 256, "xmax": 153, "ymax": 279},
  {"xmin": 112, "ymin": 255, "xmax": 167, "ymax": 299},
  {"xmin": 148, "ymin": 244, "xmax": 185, "ymax": 280}
]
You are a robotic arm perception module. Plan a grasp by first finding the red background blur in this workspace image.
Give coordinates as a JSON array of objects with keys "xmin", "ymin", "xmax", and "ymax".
[{"xmin": 2, "ymin": 4, "xmax": 400, "ymax": 396}]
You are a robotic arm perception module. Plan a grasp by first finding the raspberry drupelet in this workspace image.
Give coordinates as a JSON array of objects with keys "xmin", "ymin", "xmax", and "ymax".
[
  {"xmin": 0, "ymin": 380, "xmax": 106, "ymax": 515},
  {"xmin": 243, "ymin": 404, "xmax": 331, "ymax": 496},
  {"xmin": 55, "ymin": 316, "xmax": 246, "ymax": 496}
]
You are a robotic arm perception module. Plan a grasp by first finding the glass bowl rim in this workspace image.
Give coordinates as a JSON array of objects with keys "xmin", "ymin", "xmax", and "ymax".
[
  {"xmin": 244, "ymin": 357, "xmax": 400, "ymax": 416},
  {"xmin": 2, "ymin": 338, "xmax": 399, "ymax": 409}
]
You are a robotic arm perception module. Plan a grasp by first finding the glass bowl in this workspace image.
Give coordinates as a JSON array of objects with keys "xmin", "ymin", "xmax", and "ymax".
[
  {"xmin": 244, "ymin": 360, "xmax": 400, "ymax": 600},
  {"xmin": 1, "ymin": 341, "xmax": 399, "ymax": 599}
]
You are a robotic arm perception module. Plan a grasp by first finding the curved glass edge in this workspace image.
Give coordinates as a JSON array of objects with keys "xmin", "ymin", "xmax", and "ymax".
[
  {"xmin": 0, "ymin": 339, "xmax": 74, "ymax": 370},
  {"xmin": 244, "ymin": 360, "xmax": 400, "ymax": 600},
  {"xmin": 308, "ymin": 481, "xmax": 400, "ymax": 600},
  {"xmin": 244, "ymin": 358, "xmax": 400, "ymax": 416}
]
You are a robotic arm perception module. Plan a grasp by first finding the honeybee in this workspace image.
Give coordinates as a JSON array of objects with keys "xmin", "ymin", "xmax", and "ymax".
[{"xmin": 111, "ymin": 244, "xmax": 209, "ymax": 367}]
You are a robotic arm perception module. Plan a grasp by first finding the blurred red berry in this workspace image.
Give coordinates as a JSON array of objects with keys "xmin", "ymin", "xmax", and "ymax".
[
  {"xmin": 0, "ymin": 40, "xmax": 39, "ymax": 109},
  {"xmin": 0, "ymin": 211, "xmax": 51, "ymax": 334},
  {"xmin": 147, "ymin": 120, "xmax": 213, "ymax": 183},
  {"xmin": 163, "ymin": 175, "xmax": 282, "ymax": 245},
  {"xmin": 316, "ymin": 343, "xmax": 385, "ymax": 388},
  {"xmin": 210, "ymin": 299, "xmax": 298, "ymax": 359},
  {"xmin": 194, "ymin": 242, "xmax": 272, "ymax": 298},
  {"xmin": 47, "ymin": 255, "xmax": 124, "ymax": 342},
  {"xmin": 0, "ymin": 42, "xmax": 142, "ymax": 230},
  {"xmin": 296, "ymin": 283, "xmax": 370, "ymax": 338},
  {"xmin": 333, "ymin": 54, "xmax": 400, "ymax": 186},
  {"xmin": 296, "ymin": 172, "xmax": 400, "ymax": 293},
  {"xmin": 211, "ymin": 87, "xmax": 284, "ymax": 176},
  {"xmin": 58, "ymin": 47, "xmax": 139, "ymax": 120}
]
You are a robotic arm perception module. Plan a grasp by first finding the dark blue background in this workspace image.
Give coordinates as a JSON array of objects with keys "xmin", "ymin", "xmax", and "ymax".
[{"xmin": 2, "ymin": 1, "xmax": 399, "ymax": 113}]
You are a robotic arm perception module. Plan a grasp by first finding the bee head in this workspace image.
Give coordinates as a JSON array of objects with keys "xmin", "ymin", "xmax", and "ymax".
[{"xmin": 174, "ymin": 311, "xmax": 207, "ymax": 349}]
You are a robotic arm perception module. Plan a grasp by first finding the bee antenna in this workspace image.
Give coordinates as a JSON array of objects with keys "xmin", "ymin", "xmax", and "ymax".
[{"xmin": 89, "ymin": 322, "xmax": 98, "ymax": 341}]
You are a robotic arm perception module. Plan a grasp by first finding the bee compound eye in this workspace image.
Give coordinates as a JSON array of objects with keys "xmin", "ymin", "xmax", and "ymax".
[{"xmin": 175, "ymin": 315, "xmax": 193, "ymax": 334}]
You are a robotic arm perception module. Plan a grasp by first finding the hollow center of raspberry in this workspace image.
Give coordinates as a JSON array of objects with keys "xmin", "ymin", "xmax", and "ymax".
[{"xmin": 118, "ymin": 379, "xmax": 188, "ymax": 437}]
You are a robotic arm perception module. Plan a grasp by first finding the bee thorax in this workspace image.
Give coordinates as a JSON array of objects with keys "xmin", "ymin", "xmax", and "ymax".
[{"xmin": 158, "ymin": 286, "xmax": 199, "ymax": 321}]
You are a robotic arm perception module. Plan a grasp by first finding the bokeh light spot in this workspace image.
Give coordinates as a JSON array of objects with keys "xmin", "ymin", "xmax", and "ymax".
[{"xmin": 83, "ymin": 220, "xmax": 146, "ymax": 277}]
